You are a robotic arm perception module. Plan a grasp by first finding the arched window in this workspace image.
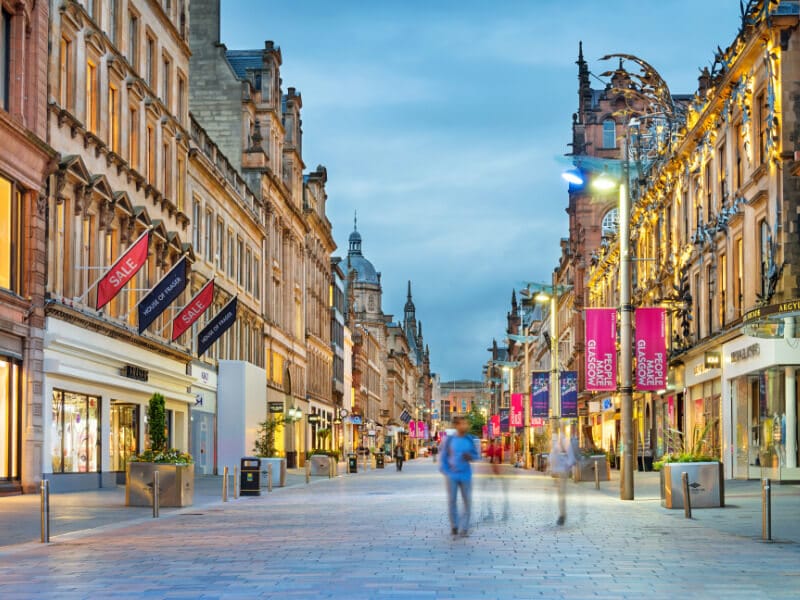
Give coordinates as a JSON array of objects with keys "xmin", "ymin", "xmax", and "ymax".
[
  {"xmin": 602, "ymin": 119, "xmax": 617, "ymax": 149},
  {"xmin": 601, "ymin": 208, "xmax": 618, "ymax": 236}
]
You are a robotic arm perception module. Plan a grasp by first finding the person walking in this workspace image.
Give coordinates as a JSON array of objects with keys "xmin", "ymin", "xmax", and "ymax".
[
  {"xmin": 549, "ymin": 421, "xmax": 577, "ymax": 526},
  {"xmin": 440, "ymin": 415, "xmax": 480, "ymax": 537},
  {"xmin": 431, "ymin": 443, "xmax": 438, "ymax": 463},
  {"xmin": 394, "ymin": 444, "xmax": 405, "ymax": 471}
]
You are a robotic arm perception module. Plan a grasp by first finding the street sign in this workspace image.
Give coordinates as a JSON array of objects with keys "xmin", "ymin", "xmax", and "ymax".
[
  {"xmin": 350, "ymin": 416, "xmax": 363, "ymax": 425},
  {"xmin": 307, "ymin": 414, "xmax": 322, "ymax": 424}
]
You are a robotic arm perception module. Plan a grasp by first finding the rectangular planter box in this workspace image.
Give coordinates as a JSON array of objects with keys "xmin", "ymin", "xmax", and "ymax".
[
  {"xmin": 260, "ymin": 457, "xmax": 287, "ymax": 487},
  {"xmin": 660, "ymin": 462, "xmax": 724, "ymax": 509},
  {"xmin": 309, "ymin": 455, "xmax": 331, "ymax": 476},
  {"xmin": 573, "ymin": 456, "xmax": 610, "ymax": 482},
  {"xmin": 126, "ymin": 462, "xmax": 194, "ymax": 507}
]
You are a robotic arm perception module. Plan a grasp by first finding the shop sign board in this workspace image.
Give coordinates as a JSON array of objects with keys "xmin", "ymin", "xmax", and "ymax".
[{"xmin": 268, "ymin": 402, "xmax": 284, "ymax": 414}]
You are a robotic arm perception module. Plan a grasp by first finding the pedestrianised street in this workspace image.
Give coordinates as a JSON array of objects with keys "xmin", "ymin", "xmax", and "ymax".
[{"xmin": 2, "ymin": 461, "xmax": 800, "ymax": 599}]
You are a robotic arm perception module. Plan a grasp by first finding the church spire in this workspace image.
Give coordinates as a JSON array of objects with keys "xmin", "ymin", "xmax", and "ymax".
[
  {"xmin": 404, "ymin": 280, "xmax": 415, "ymax": 315},
  {"xmin": 348, "ymin": 210, "xmax": 362, "ymax": 256}
]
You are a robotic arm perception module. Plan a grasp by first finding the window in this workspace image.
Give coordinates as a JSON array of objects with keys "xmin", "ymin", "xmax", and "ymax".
[
  {"xmin": 601, "ymin": 208, "xmax": 618, "ymax": 236},
  {"xmin": 162, "ymin": 141, "xmax": 171, "ymax": 198},
  {"xmin": 146, "ymin": 124, "xmax": 155, "ymax": 182},
  {"xmin": 706, "ymin": 264, "xmax": 713, "ymax": 335},
  {"xmin": 718, "ymin": 144, "xmax": 726, "ymax": 204},
  {"xmin": 245, "ymin": 248, "xmax": 252, "ymax": 292},
  {"xmin": 719, "ymin": 254, "xmax": 727, "ymax": 328},
  {"xmin": 108, "ymin": 84, "xmax": 120, "ymax": 153},
  {"xmin": 254, "ymin": 257, "xmax": 260, "ymax": 300},
  {"xmin": 128, "ymin": 106, "xmax": 139, "ymax": 169},
  {"xmin": 759, "ymin": 219, "xmax": 770, "ymax": 298},
  {"xmin": 107, "ymin": 0, "xmax": 119, "ymax": 45},
  {"xmin": 227, "ymin": 231, "xmax": 234, "ymax": 277},
  {"xmin": 162, "ymin": 53, "xmax": 170, "ymax": 107},
  {"xmin": 735, "ymin": 123, "xmax": 743, "ymax": 190},
  {"xmin": 694, "ymin": 273, "xmax": 701, "ymax": 338},
  {"xmin": 1, "ymin": 9, "xmax": 9, "ymax": 111},
  {"xmin": 51, "ymin": 390, "xmax": 99, "ymax": 474},
  {"xmin": 128, "ymin": 11, "xmax": 139, "ymax": 68},
  {"xmin": 145, "ymin": 34, "xmax": 155, "ymax": 87},
  {"xmin": 757, "ymin": 92, "xmax": 767, "ymax": 165},
  {"xmin": 176, "ymin": 156, "xmax": 185, "ymax": 212},
  {"xmin": 192, "ymin": 199, "xmax": 200, "ymax": 250},
  {"xmin": 602, "ymin": 119, "xmax": 616, "ymax": 149},
  {"xmin": 204, "ymin": 209, "xmax": 213, "ymax": 261},
  {"xmin": 735, "ymin": 237, "xmax": 743, "ymax": 317},
  {"xmin": 86, "ymin": 60, "xmax": 98, "ymax": 132},
  {"xmin": 58, "ymin": 36, "xmax": 73, "ymax": 110},
  {"xmin": 237, "ymin": 238, "xmax": 244, "ymax": 286},
  {"xmin": 704, "ymin": 161, "xmax": 713, "ymax": 223},
  {"xmin": 0, "ymin": 176, "xmax": 23, "ymax": 293},
  {"xmin": 682, "ymin": 187, "xmax": 689, "ymax": 242},
  {"xmin": 177, "ymin": 73, "xmax": 186, "ymax": 122},
  {"xmin": 216, "ymin": 219, "xmax": 224, "ymax": 269}
]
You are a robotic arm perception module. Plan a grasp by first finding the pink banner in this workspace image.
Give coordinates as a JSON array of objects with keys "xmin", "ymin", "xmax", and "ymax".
[
  {"xmin": 482, "ymin": 425, "xmax": 488, "ymax": 439},
  {"xmin": 409, "ymin": 421, "xmax": 417, "ymax": 438},
  {"xmin": 419, "ymin": 421, "xmax": 427, "ymax": 439},
  {"xmin": 510, "ymin": 393, "xmax": 524, "ymax": 427},
  {"xmin": 635, "ymin": 307, "xmax": 667, "ymax": 390},
  {"xmin": 585, "ymin": 308, "xmax": 617, "ymax": 391},
  {"xmin": 490, "ymin": 415, "xmax": 500, "ymax": 438}
]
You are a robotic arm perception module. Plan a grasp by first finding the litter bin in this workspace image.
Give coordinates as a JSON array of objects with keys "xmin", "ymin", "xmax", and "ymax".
[
  {"xmin": 348, "ymin": 453, "xmax": 358, "ymax": 473},
  {"xmin": 375, "ymin": 452, "xmax": 385, "ymax": 469},
  {"xmin": 286, "ymin": 450, "xmax": 298, "ymax": 469},
  {"xmin": 240, "ymin": 456, "xmax": 261, "ymax": 496}
]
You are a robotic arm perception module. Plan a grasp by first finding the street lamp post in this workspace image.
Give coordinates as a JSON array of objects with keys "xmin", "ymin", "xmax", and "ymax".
[{"xmin": 618, "ymin": 179, "xmax": 634, "ymax": 501}]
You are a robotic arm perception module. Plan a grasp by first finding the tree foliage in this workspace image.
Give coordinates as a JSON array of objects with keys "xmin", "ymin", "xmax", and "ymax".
[
  {"xmin": 466, "ymin": 408, "xmax": 485, "ymax": 437},
  {"xmin": 146, "ymin": 393, "xmax": 167, "ymax": 453},
  {"xmin": 254, "ymin": 415, "xmax": 284, "ymax": 457}
]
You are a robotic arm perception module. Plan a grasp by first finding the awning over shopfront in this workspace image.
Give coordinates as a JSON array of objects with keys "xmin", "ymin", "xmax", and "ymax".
[{"xmin": 743, "ymin": 299, "xmax": 800, "ymax": 338}]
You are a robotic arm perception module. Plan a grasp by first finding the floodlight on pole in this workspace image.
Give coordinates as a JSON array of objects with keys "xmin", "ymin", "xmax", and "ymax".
[{"xmin": 561, "ymin": 168, "xmax": 584, "ymax": 186}]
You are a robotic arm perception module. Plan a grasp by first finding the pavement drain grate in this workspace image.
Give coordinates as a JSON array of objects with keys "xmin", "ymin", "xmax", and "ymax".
[{"xmin": 179, "ymin": 513, "xmax": 205, "ymax": 516}]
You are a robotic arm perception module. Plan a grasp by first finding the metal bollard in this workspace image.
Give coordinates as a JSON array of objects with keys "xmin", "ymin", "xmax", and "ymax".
[
  {"xmin": 594, "ymin": 460, "xmax": 600, "ymax": 490},
  {"xmin": 305, "ymin": 459, "xmax": 311, "ymax": 484},
  {"xmin": 222, "ymin": 466, "xmax": 229, "ymax": 502},
  {"xmin": 233, "ymin": 466, "xmax": 239, "ymax": 499},
  {"xmin": 40, "ymin": 479, "xmax": 50, "ymax": 543},
  {"xmin": 267, "ymin": 463, "xmax": 273, "ymax": 492},
  {"xmin": 762, "ymin": 478, "xmax": 772, "ymax": 541},
  {"xmin": 153, "ymin": 471, "xmax": 160, "ymax": 518},
  {"xmin": 681, "ymin": 472, "xmax": 692, "ymax": 519},
  {"xmin": 328, "ymin": 458, "xmax": 333, "ymax": 479}
]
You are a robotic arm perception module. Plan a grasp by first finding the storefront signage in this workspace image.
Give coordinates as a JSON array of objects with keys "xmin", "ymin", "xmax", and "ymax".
[
  {"xmin": 268, "ymin": 401, "xmax": 284, "ymax": 414},
  {"xmin": 97, "ymin": 231, "xmax": 150, "ymax": 310},
  {"xmin": 560, "ymin": 371, "xmax": 578, "ymax": 418},
  {"xmin": 137, "ymin": 257, "xmax": 189, "ymax": 334},
  {"xmin": 510, "ymin": 393, "xmax": 524, "ymax": 427},
  {"xmin": 635, "ymin": 307, "xmax": 667, "ymax": 391},
  {"xmin": 602, "ymin": 398, "xmax": 614, "ymax": 411},
  {"xmin": 349, "ymin": 416, "xmax": 363, "ymax": 425},
  {"xmin": 307, "ymin": 414, "xmax": 321, "ymax": 424},
  {"xmin": 704, "ymin": 351, "xmax": 721, "ymax": 369},
  {"xmin": 172, "ymin": 279, "xmax": 215, "ymax": 341},
  {"xmin": 584, "ymin": 308, "xmax": 617, "ymax": 391},
  {"xmin": 197, "ymin": 297, "xmax": 238, "ymax": 356},
  {"xmin": 122, "ymin": 364, "xmax": 149, "ymax": 382},
  {"xmin": 743, "ymin": 299, "xmax": 800, "ymax": 325},
  {"xmin": 531, "ymin": 371, "xmax": 549, "ymax": 417},
  {"xmin": 731, "ymin": 343, "xmax": 760, "ymax": 363}
]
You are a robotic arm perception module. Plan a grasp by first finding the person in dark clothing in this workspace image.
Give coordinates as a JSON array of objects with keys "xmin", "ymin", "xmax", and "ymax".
[{"xmin": 394, "ymin": 445, "xmax": 405, "ymax": 471}]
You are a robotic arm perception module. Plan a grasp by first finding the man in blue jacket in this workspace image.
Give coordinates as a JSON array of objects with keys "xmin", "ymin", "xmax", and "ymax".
[{"xmin": 439, "ymin": 415, "xmax": 480, "ymax": 537}]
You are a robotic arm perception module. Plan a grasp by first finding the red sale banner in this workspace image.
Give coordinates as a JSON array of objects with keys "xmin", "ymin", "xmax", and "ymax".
[
  {"xmin": 510, "ymin": 393, "xmax": 524, "ymax": 427},
  {"xmin": 635, "ymin": 307, "xmax": 667, "ymax": 390},
  {"xmin": 96, "ymin": 231, "xmax": 150, "ymax": 310},
  {"xmin": 171, "ymin": 279, "xmax": 215, "ymax": 341},
  {"xmin": 585, "ymin": 308, "xmax": 617, "ymax": 391}
]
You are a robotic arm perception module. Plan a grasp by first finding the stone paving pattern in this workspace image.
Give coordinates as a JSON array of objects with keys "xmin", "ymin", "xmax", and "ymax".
[{"xmin": 1, "ymin": 460, "xmax": 800, "ymax": 599}]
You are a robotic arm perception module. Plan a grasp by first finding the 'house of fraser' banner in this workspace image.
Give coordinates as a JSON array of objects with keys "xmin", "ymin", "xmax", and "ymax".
[
  {"xmin": 137, "ymin": 257, "xmax": 189, "ymax": 334},
  {"xmin": 197, "ymin": 297, "xmax": 238, "ymax": 356},
  {"xmin": 585, "ymin": 308, "xmax": 617, "ymax": 391},
  {"xmin": 510, "ymin": 393, "xmax": 524, "ymax": 428},
  {"xmin": 635, "ymin": 307, "xmax": 667, "ymax": 390},
  {"xmin": 531, "ymin": 372, "xmax": 549, "ymax": 417}
]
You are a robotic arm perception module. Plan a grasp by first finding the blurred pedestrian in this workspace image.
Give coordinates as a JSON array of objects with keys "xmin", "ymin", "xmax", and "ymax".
[
  {"xmin": 549, "ymin": 421, "xmax": 577, "ymax": 526},
  {"xmin": 431, "ymin": 443, "xmax": 438, "ymax": 463},
  {"xmin": 394, "ymin": 444, "xmax": 405, "ymax": 471},
  {"xmin": 440, "ymin": 415, "xmax": 480, "ymax": 536}
]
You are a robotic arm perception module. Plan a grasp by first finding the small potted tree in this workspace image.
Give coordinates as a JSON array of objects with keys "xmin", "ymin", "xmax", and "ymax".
[
  {"xmin": 126, "ymin": 393, "xmax": 194, "ymax": 507},
  {"xmin": 254, "ymin": 415, "xmax": 287, "ymax": 487}
]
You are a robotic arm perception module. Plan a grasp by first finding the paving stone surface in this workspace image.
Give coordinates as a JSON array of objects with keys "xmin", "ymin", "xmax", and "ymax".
[{"xmin": 1, "ymin": 460, "xmax": 800, "ymax": 599}]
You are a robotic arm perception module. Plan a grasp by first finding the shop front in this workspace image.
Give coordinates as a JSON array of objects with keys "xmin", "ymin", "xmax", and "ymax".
[
  {"xmin": 190, "ymin": 362, "xmax": 217, "ymax": 475},
  {"xmin": 723, "ymin": 335, "xmax": 800, "ymax": 481},
  {"xmin": 43, "ymin": 318, "xmax": 194, "ymax": 492},
  {"xmin": 0, "ymin": 350, "xmax": 21, "ymax": 490},
  {"xmin": 683, "ymin": 350, "xmax": 723, "ymax": 465}
]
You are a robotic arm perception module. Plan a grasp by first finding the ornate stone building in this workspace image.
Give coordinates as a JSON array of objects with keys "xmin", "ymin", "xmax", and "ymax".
[
  {"xmin": 0, "ymin": 0, "xmax": 54, "ymax": 494},
  {"xmin": 44, "ymin": 0, "xmax": 195, "ymax": 491}
]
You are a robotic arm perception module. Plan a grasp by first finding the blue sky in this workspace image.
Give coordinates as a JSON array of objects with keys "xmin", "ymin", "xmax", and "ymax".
[{"xmin": 221, "ymin": 1, "xmax": 741, "ymax": 382}]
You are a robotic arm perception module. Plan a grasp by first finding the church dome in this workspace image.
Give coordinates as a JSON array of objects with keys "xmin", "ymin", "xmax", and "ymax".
[{"xmin": 346, "ymin": 218, "xmax": 379, "ymax": 285}]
